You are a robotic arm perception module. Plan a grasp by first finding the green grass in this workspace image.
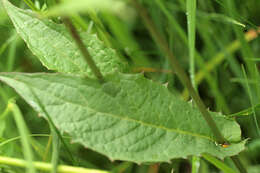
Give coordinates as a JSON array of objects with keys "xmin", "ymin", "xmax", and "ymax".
[
  {"xmin": 0, "ymin": 0, "xmax": 260, "ymax": 172},
  {"xmin": 187, "ymin": 0, "xmax": 197, "ymax": 89},
  {"xmin": 242, "ymin": 65, "xmax": 260, "ymax": 137},
  {"xmin": 9, "ymin": 100, "xmax": 36, "ymax": 173},
  {"xmin": 202, "ymin": 154, "xmax": 237, "ymax": 173}
]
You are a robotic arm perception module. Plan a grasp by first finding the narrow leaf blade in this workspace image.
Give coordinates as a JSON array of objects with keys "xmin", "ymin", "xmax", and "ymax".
[{"xmin": 46, "ymin": 0, "xmax": 126, "ymax": 17}]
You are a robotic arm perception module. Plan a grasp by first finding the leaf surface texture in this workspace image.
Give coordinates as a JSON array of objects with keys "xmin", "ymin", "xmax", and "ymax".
[
  {"xmin": 2, "ymin": 0, "xmax": 126, "ymax": 76},
  {"xmin": 0, "ymin": 72, "xmax": 245, "ymax": 163}
]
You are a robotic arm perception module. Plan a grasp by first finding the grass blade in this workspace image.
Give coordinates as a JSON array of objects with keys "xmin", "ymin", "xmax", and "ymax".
[
  {"xmin": 202, "ymin": 154, "xmax": 237, "ymax": 173},
  {"xmin": 155, "ymin": 0, "xmax": 229, "ymax": 112},
  {"xmin": 0, "ymin": 32, "xmax": 17, "ymax": 57},
  {"xmin": 7, "ymin": 31, "xmax": 19, "ymax": 72},
  {"xmin": 187, "ymin": 1, "xmax": 201, "ymax": 171},
  {"xmin": 0, "ymin": 156, "xmax": 109, "ymax": 173},
  {"xmin": 182, "ymin": 27, "xmax": 260, "ymax": 99},
  {"xmin": 45, "ymin": 0, "xmax": 126, "ymax": 17},
  {"xmin": 187, "ymin": 0, "xmax": 197, "ymax": 88},
  {"xmin": 242, "ymin": 65, "xmax": 260, "ymax": 136},
  {"xmin": 191, "ymin": 156, "xmax": 200, "ymax": 173},
  {"xmin": 51, "ymin": 127, "xmax": 60, "ymax": 173},
  {"xmin": 22, "ymin": 0, "xmax": 38, "ymax": 11},
  {"xmin": 9, "ymin": 100, "xmax": 36, "ymax": 173},
  {"xmin": 228, "ymin": 103, "xmax": 260, "ymax": 117}
]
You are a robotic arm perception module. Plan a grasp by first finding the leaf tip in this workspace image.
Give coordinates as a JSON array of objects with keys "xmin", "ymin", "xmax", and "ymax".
[
  {"xmin": 37, "ymin": 113, "xmax": 44, "ymax": 118},
  {"xmin": 136, "ymin": 161, "xmax": 142, "ymax": 165},
  {"xmin": 163, "ymin": 82, "xmax": 169, "ymax": 88},
  {"xmin": 70, "ymin": 140, "xmax": 76, "ymax": 144},
  {"xmin": 108, "ymin": 157, "xmax": 115, "ymax": 162},
  {"xmin": 166, "ymin": 160, "xmax": 172, "ymax": 164},
  {"xmin": 138, "ymin": 72, "xmax": 146, "ymax": 79}
]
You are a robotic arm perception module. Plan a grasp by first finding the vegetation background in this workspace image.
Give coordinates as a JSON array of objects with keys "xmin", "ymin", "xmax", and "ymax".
[{"xmin": 0, "ymin": 0, "xmax": 260, "ymax": 172}]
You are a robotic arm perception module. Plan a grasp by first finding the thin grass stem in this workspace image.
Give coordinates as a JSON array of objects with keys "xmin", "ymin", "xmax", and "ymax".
[
  {"xmin": 9, "ymin": 100, "xmax": 36, "ymax": 173},
  {"xmin": 187, "ymin": 0, "xmax": 197, "ymax": 89},
  {"xmin": 131, "ymin": 1, "xmax": 247, "ymax": 172},
  {"xmin": 0, "ymin": 156, "xmax": 109, "ymax": 173},
  {"xmin": 51, "ymin": 127, "xmax": 60, "ymax": 173},
  {"xmin": 182, "ymin": 27, "xmax": 260, "ymax": 99},
  {"xmin": 202, "ymin": 154, "xmax": 237, "ymax": 173},
  {"xmin": 62, "ymin": 17, "xmax": 104, "ymax": 83},
  {"xmin": 186, "ymin": 0, "xmax": 201, "ymax": 171},
  {"xmin": 131, "ymin": 0, "xmax": 225, "ymax": 144},
  {"xmin": 242, "ymin": 66, "xmax": 260, "ymax": 136},
  {"xmin": 191, "ymin": 156, "xmax": 200, "ymax": 173},
  {"xmin": 0, "ymin": 134, "xmax": 70, "ymax": 147}
]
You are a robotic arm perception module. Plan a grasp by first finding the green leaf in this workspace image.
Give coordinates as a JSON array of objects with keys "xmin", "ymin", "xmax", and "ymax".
[
  {"xmin": 0, "ymin": 72, "xmax": 245, "ymax": 163},
  {"xmin": 45, "ymin": 0, "xmax": 127, "ymax": 17},
  {"xmin": 2, "ymin": 0, "xmax": 127, "ymax": 76}
]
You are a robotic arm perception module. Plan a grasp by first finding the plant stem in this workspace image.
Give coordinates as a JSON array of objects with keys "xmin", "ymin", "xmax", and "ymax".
[
  {"xmin": 131, "ymin": 1, "xmax": 247, "ymax": 172},
  {"xmin": 202, "ymin": 154, "xmax": 237, "ymax": 173},
  {"xmin": 186, "ymin": 0, "xmax": 201, "ymax": 171},
  {"xmin": 51, "ymin": 127, "xmax": 60, "ymax": 173},
  {"xmin": 242, "ymin": 66, "xmax": 260, "ymax": 136},
  {"xmin": 0, "ymin": 156, "xmax": 109, "ymax": 173},
  {"xmin": 191, "ymin": 156, "xmax": 200, "ymax": 173},
  {"xmin": 148, "ymin": 164, "xmax": 159, "ymax": 173},
  {"xmin": 131, "ymin": 0, "xmax": 225, "ymax": 143},
  {"xmin": 182, "ymin": 27, "xmax": 260, "ymax": 99},
  {"xmin": 187, "ymin": 0, "xmax": 197, "ymax": 90},
  {"xmin": 63, "ymin": 17, "xmax": 104, "ymax": 83},
  {"xmin": 231, "ymin": 156, "xmax": 247, "ymax": 173},
  {"xmin": 7, "ymin": 31, "xmax": 18, "ymax": 72}
]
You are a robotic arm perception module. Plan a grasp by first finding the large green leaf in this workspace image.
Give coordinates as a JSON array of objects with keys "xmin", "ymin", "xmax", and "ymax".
[
  {"xmin": 0, "ymin": 72, "xmax": 245, "ymax": 163},
  {"xmin": 2, "ymin": 0, "xmax": 127, "ymax": 76}
]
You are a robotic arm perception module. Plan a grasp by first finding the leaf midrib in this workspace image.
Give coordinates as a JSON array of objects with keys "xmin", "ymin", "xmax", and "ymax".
[{"xmin": 8, "ymin": 75, "xmax": 215, "ymax": 142}]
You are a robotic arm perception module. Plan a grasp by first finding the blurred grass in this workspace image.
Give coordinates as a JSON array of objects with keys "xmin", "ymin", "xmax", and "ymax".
[
  {"xmin": 9, "ymin": 100, "xmax": 36, "ymax": 173},
  {"xmin": 0, "ymin": 0, "xmax": 260, "ymax": 172},
  {"xmin": 202, "ymin": 154, "xmax": 237, "ymax": 173},
  {"xmin": 242, "ymin": 65, "xmax": 260, "ymax": 137}
]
